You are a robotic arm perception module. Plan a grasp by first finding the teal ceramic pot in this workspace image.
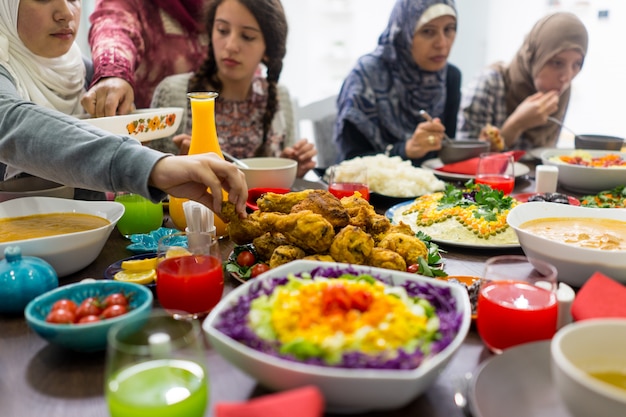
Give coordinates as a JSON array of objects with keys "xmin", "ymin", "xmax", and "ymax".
[{"xmin": 0, "ymin": 246, "xmax": 58, "ymax": 314}]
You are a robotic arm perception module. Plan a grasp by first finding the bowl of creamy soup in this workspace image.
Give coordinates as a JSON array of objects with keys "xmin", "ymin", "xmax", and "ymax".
[
  {"xmin": 507, "ymin": 202, "xmax": 626, "ymax": 287},
  {"xmin": 551, "ymin": 319, "xmax": 626, "ymax": 417},
  {"xmin": 0, "ymin": 197, "xmax": 125, "ymax": 277}
]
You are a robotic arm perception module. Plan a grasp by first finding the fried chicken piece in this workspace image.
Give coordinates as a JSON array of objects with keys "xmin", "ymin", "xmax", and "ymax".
[
  {"xmin": 388, "ymin": 221, "xmax": 416, "ymax": 236},
  {"xmin": 339, "ymin": 194, "xmax": 378, "ymax": 230},
  {"xmin": 329, "ymin": 225, "xmax": 375, "ymax": 265},
  {"xmin": 377, "ymin": 232, "xmax": 428, "ymax": 265},
  {"xmin": 368, "ymin": 213, "xmax": 392, "ymax": 236},
  {"xmin": 269, "ymin": 245, "xmax": 306, "ymax": 269},
  {"xmin": 252, "ymin": 232, "xmax": 289, "ymax": 262},
  {"xmin": 290, "ymin": 190, "xmax": 350, "ymax": 229},
  {"xmin": 302, "ymin": 254, "xmax": 336, "ymax": 263},
  {"xmin": 257, "ymin": 210, "xmax": 335, "ymax": 253},
  {"xmin": 221, "ymin": 202, "xmax": 265, "ymax": 244},
  {"xmin": 256, "ymin": 189, "xmax": 314, "ymax": 213},
  {"xmin": 367, "ymin": 247, "xmax": 407, "ymax": 271}
]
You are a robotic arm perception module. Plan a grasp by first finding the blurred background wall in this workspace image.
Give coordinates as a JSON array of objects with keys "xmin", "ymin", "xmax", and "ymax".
[{"xmin": 77, "ymin": 0, "xmax": 625, "ymax": 142}]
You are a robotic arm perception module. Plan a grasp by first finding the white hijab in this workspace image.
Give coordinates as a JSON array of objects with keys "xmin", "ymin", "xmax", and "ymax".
[{"xmin": 0, "ymin": 0, "xmax": 85, "ymax": 115}]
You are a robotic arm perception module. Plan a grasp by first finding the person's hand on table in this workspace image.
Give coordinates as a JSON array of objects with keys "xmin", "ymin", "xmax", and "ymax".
[
  {"xmin": 281, "ymin": 139, "xmax": 317, "ymax": 177},
  {"xmin": 405, "ymin": 119, "xmax": 445, "ymax": 159},
  {"xmin": 149, "ymin": 153, "xmax": 248, "ymax": 218},
  {"xmin": 81, "ymin": 77, "xmax": 135, "ymax": 117}
]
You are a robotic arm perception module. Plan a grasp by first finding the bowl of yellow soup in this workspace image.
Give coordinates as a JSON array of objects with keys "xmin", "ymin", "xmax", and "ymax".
[
  {"xmin": 551, "ymin": 319, "xmax": 626, "ymax": 417},
  {"xmin": 203, "ymin": 260, "xmax": 471, "ymax": 413},
  {"xmin": 507, "ymin": 202, "xmax": 626, "ymax": 287},
  {"xmin": 0, "ymin": 197, "xmax": 125, "ymax": 277}
]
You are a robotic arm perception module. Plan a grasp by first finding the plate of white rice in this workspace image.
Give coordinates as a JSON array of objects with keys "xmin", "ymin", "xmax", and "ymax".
[{"xmin": 334, "ymin": 155, "xmax": 446, "ymax": 203}]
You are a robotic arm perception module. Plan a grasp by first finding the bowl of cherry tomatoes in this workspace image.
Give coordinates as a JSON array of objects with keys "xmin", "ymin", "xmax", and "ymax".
[{"xmin": 24, "ymin": 279, "xmax": 153, "ymax": 352}]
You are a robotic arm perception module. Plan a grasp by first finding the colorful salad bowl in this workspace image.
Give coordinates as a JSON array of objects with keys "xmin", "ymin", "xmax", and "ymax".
[{"xmin": 202, "ymin": 260, "xmax": 471, "ymax": 413}]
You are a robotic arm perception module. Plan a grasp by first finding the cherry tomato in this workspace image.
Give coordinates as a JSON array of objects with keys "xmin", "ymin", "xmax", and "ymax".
[
  {"xmin": 51, "ymin": 298, "xmax": 78, "ymax": 314},
  {"xmin": 104, "ymin": 293, "xmax": 129, "ymax": 308},
  {"xmin": 250, "ymin": 263, "xmax": 270, "ymax": 278},
  {"xmin": 101, "ymin": 304, "xmax": 128, "ymax": 319},
  {"xmin": 236, "ymin": 251, "xmax": 256, "ymax": 267},
  {"xmin": 77, "ymin": 315, "xmax": 101, "ymax": 324},
  {"xmin": 45, "ymin": 308, "xmax": 76, "ymax": 324},
  {"xmin": 76, "ymin": 297, "xmax": 102, "ymax": 319},
  {"xmin": 407, "ymin": 263, "xmax": 420, "ymax": 274}
]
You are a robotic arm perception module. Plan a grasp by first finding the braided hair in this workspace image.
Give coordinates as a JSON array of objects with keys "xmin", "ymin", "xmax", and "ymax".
[{"xmin": 189, "ymin": 0, "xmax": 288, "ymax": 155}]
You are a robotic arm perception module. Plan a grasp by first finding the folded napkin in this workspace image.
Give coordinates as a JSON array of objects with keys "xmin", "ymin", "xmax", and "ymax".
[
  {"xmin": 215, "ymin": 386, "xmax": 325, "ymax": 417},
  {"xmin": 436, "ymin": 150, "xmax": 526, "ymax": 175},
  {"xmin": 571, "ymin": 272, "xmax": 626, "ymax": 321}
]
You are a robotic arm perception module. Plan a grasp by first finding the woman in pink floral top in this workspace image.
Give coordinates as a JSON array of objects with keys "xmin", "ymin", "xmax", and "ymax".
[
  {"xmin": 150, "ymin": 0, "xmax": 316, "ymax": 178},
  {"xmin": 82, "ymin": 0, "xmax": 209, "ymax": 117}
]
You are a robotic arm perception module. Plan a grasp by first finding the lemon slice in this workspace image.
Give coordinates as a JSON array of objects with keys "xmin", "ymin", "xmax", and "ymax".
[
  {"xmin": 113, "ymin": 269, "xmax": 157, "ymax": 285},
  {"xmin": 121, "ymin": 257, "xmax": 158, "ymax": 271},
  {"xmin": 165, "ymin": 247, "xmax": 192, "ymax": 258}
]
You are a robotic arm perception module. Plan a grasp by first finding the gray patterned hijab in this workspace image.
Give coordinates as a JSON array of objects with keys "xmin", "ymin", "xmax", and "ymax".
[{"xmin": 334, "ymin": 0, "xmax": 456, "ymax": 152}]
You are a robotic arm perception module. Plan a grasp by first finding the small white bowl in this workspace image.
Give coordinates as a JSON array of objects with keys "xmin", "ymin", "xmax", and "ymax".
[
  {"xmin": 0, "ymin": 197, "xmax": 124, "ymax": 277},
  {"xmin": 541, "ymin": 149, "xmax": 626, "ymax": 193},
  {"xmin": 203, "ymin": 260, "xmax": 471, "ymax": 413},
  {"xmin": 551, "ymin": 319, "xmax": 626, "ymax": 417},
  {"xmin": 507, "ymin": 202, "xmax": 626, "ymax": 287},
  {"xmin": 80, "ymin": 107, "xmax": 183, "ymax": 142},
  {"xmin": 238, "ymin": 157, "xmax": 297, "ymax": 190}
]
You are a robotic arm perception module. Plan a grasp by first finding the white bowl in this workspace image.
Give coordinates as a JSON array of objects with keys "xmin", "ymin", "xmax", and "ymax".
[
  {"xmin": 0, "ymin": 176, "xmax": 74, "ymax": 202},
  {"xmin": 203, "ymin": 260, "xmax": 471, "ymax": 413},
  {"xmin": 0, "ymin": 197, "xmax": 124, "ymax": 277},
  {"xmin": 541, "ymin": 149, "xmax": 626, "ymax": 193},
  {"xmin": 507, "ymin": 202, "xmax": 626, "ymax": 287},
  {"xmin": 238, "ymin": 157, "xmax": 297, "ymax": 190},
  {"xmin": 80, "ymin": 107, "xmax": 183, "ymax": 142},
  {"xmin": 551, "ymin": 319, "xmax": 626, "ymax": 417}
]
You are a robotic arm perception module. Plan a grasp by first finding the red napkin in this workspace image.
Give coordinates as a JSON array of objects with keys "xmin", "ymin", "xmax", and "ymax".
[
  {"xmin": 571, "ymin": 272, "xmax": 626, "ymax": 321},
  {"xmin": 436, "ymin": 150, "xmax": 526, "ymax": 175},
  {"xmin": 215, "ymin": 386, "xmax": 325, "ymax": 417}
]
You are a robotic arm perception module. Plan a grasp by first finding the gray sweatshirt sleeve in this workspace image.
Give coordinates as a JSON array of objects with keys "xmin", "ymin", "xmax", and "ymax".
[{"xmin": 0, "ymin": 66, "xmax": 168, "ymax": 201}]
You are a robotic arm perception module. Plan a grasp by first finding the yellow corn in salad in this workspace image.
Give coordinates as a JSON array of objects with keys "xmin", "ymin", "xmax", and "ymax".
[
  {"xmin": 403, "ymin": 183, "xmax": 516, "ymax": 239},
  {"xmin": 248, "ymin": 275, "xmax": 439, "ymax": 364}
]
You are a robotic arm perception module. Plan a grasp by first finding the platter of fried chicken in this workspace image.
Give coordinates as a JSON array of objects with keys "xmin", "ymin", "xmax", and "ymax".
[{"xmin": 221, "ymin": 189, "xmax": 445, "ymax": 282}]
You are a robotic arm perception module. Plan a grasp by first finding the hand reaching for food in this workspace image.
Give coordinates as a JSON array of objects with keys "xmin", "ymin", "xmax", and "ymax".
[{"xmin": 479, "ymin": 124, "xmax": 505, "ymax": 151}]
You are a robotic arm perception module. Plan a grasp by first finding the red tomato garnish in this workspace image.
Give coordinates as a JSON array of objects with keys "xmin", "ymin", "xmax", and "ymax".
[
  {"xmin": 101, "ymin": 304, "xmax": 128, "ymax": 319},
  {"xmin": 46, "ymin": 308, "xmax": 76, "ymax": 324},
  {"xmin": 77, "ymin": 315, "xmax": 101, "ymax": 324},
  {"xmin": 76, "ymin": 297, "xmax": 102, "ymax": 319},
  {"xmin": 250, "ymin": 263, "xmax": 270, "ymax": 278},
  {"xmin": 104, "ymin": 292, "xmax": 129, "ymax": 308},
  {"xmin": 236, "ymin": 251, "xmax": 256, "ymax": 267},
  {"xmin": 407, "ymin": 263, "xmax": 420, "ymax": 273},
  {"xmin": 351, "ymin": 289, "xmax": 373, "ymax": 312},
  {"xmin": 321, "ymin": 284, "xmax": 352, "ymax": 315},
  {"xmin": 51, "ymin": 298, "xmax": 78, "ymax": 314}
]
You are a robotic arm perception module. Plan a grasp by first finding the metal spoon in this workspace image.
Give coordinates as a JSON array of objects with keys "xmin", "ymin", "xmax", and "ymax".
[
  {"xmin": 222, "ymin": 151, "xmax": 250, "ymax": 169},
  {"xmin": 453, "ymin": 372, "xmax": 475, "ymax": 417},
  {"xmin": 419, "ymin": 110, "xmax": 453, "ymax": 144},
  {"xmin": 547, "ymin": 117, "xmax": 580, "ymax": 140}
]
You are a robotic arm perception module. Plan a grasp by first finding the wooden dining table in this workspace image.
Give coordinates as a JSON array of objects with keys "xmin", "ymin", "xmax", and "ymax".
[{"xmin": 0, "ymin": 159, "xmax": 561, "ymax": 417}]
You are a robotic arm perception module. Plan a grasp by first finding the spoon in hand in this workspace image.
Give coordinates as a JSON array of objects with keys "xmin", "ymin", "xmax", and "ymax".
[
  {"xmin": 547, "ymin": 117, "xmax": 580, "ymax": 140},
  {"xmin": 222, "ymin": 151, "xmax": 250, "ymax": 169},
  {"xmin": 419, "ymin": 110, "xmax": 453, "ymax": 144}
]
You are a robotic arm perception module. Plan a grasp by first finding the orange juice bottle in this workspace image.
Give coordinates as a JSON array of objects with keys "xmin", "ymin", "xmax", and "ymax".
[{"xmin": 169, "ymin": 92, "xmax": 228, "ymax": 237}]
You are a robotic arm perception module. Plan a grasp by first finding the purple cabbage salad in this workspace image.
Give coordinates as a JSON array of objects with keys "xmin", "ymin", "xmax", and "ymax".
[{"xmin": 214, "ymin": 264, "xmax": 464, "ymax": 370}]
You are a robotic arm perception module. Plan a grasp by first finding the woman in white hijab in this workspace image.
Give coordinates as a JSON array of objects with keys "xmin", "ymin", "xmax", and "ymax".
[{"xmin": 0, "ymin": 0, "xmax": 85, "ymax": 115}]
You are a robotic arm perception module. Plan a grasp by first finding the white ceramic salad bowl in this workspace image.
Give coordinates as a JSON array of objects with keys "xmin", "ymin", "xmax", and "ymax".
[{"xmin": 203, "ymin": 260, "xmax": 471, "ymax": 413}]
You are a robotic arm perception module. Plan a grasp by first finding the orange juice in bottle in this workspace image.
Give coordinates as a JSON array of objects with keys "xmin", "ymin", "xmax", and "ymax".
[{"xmin": 169, "ymin": 92, "xmax": 228, "ymax": 238}]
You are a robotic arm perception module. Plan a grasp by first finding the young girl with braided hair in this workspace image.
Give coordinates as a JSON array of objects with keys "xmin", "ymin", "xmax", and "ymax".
[{"xmin": 151, "ymin": 0, "xmax": 316, "ymax": 178}]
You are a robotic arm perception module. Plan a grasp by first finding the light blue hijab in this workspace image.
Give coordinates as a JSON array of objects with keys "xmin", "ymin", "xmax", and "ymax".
[{"xmin": 334, "ymin": 0, "xmax": 456, "ymax": 152}]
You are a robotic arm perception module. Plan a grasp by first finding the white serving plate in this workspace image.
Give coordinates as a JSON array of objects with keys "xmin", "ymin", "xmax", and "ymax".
[
  {"xmin": 80, "ymin": 107, "xmax": 183, "ymax": 142},
  {"xmin": 0, "ymin": 197, "xmax": 124, "ymax": 277},
  {"xmin": 203, "ymin": 260, "xmax": 471, "ymax": 413}
]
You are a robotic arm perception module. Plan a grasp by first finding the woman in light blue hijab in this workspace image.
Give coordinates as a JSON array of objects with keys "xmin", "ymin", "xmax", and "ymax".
[{"xmin": 334, "ymin": 0, "xmax": 459, "ymax": 166}]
